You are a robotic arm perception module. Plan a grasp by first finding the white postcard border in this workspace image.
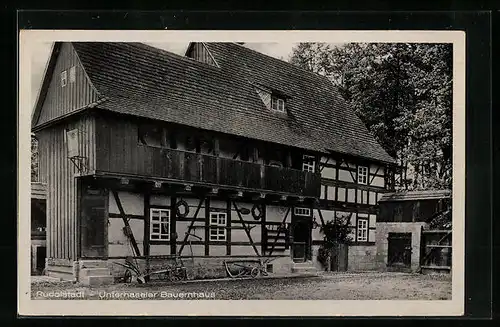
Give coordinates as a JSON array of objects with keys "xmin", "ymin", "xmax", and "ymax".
[{"xmin": 18, "ymin": 29, "xmax": 466, "ymax": 316}]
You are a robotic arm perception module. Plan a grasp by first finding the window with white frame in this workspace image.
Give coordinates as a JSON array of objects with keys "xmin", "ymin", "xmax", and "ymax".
[
  {"xmin": 150, "ymin": 208, "xmax": 170, "ymax": 241},
  {"xmin": 209, "ymin": 212, "xmax": 227, "ymax": 241},
  {"xmin": 271, "ymin": 96, "xmax": 286, "ymax": 113},
  {"xmin": 302, "ymin": 155, "xmax": 315, "ymax": 172},
  {"xmin": 294, "ymin": 207, "xmax": 311, "ymax": 217},
  {"xmin": 357, "ymin": 218, "xmax": 368, "ymax": 242},
  {"xmin": 60, "ymin": 70, "xmax": 67, "ymax": 87},
  {"xmin": 357, "ymin": 165, "xmax": 368, "ymax": 184},
  {"xmin": 69, "ymin": 66, "xmax": 76, "ymax": 83}
]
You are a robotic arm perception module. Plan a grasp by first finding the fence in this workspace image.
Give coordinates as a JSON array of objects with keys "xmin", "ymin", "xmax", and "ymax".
[{"xmin": 419, "ymin": 227, "xmax": 452, "ymax": 274}]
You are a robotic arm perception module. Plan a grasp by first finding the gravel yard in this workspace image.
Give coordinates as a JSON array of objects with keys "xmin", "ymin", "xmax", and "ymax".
[{"xmin": 31, "ymin": 272, "xmax": 451, "ymax": 300}]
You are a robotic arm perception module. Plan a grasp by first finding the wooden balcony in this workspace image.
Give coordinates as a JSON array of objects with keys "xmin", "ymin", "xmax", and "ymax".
[{"xmin": 95, "ymin": 145, "xmax": 321, "ymax": 198}]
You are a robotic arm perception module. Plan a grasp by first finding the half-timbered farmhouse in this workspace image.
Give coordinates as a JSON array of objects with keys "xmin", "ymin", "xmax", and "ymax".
[{"xmin": 32, "ymin": 42, "xmax": 397, "ymax": 283}]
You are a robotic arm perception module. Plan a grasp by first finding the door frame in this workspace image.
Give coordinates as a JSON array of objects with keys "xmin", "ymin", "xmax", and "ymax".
[
  {"xmin": 79, "ymin": 183, "xmax": 109, "ymax": 259},
  {"xmin": 387, "ymin": 232, "xmax": 412, "ymax": 269},
  {"xmin": 290, "ymin": 214, "xmax": 312, "ymax": 263}
]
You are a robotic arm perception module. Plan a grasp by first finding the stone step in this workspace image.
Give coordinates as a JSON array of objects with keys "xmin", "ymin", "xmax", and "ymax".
[
  {"xmin": 46, "ymin": 266, "xmax": 74, "ymax": 274},
  {"xmin": 292, "ymin": 261, "xmax": 314, "ymax": 267},
  {"xmin": 46, "ymin": 270, "xmax": 75, "ymax": 281},
  {"xmin": 79, "ymin": 260, "xmax": 109, "ymax": 269},
  {"xmin": 82, "ymin": 275, "xmax": 115, "ymax": 286},
  {"xmin": 80, "ymin": 268, "xmax": 112, "ymax": 278},
  {"xmin": 291, "ymin": 267, "xmax": 318, "ymax": 274}
]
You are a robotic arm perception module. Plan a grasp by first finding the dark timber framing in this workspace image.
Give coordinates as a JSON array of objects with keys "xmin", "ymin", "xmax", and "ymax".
[
  {"xmin": 232, "ymin": 201, "xmax": 261, "ymax": 257},
  {"xmin": 177, "ymin": 196, "xmax": 206, "ymax": 256},
  {"xmin": 111, "ymin": 189, "xmax": 141, "ymax": 257}
]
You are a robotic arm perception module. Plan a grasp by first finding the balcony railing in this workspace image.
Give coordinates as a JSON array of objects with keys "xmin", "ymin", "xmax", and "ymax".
[{"xmin": 96, "ymin": 145, "xmax": 321, "ymax": 197}]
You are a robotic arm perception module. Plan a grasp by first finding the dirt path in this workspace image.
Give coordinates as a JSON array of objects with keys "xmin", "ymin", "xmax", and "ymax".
[{"xmin": 31, "ymin": 272, "xmax": 451, "ymax": 300}]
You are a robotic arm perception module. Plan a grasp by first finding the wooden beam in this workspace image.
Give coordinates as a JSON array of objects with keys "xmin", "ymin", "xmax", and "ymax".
[
  {"xmin": 315, "ymin": 207, "xmax": 326, "ymax": 227},
  {"xmin": 213, "ymin": 138, "xmax": 220, "ymax": 156},
  {"xmin": 111, "ymin": 189, "xmax": 141, "ymax": 257},
  {"xmin": 252, "ymin": 146, "xmax": 259, "ymax": 163},
  {"xmin": 267, "ymin": 207, "xmax": 290, "ymax": 256},
  {"xmin": 251, "ymin": 192, "xmax": 266, "ymax": 201},
  {"xmin": 285, "ymin": 151, "xmax": 292, "ymax": 168},
  {"xmin": 232, "ymin": 201, "xmax": 260, "ymax": 257},
  {"xmin": 177, "ymin": 196, "xmax": 205, "ymax": 256},
  {"xmin": 143, "ymin": 191, "xmax": 150, "ymax": 276}
]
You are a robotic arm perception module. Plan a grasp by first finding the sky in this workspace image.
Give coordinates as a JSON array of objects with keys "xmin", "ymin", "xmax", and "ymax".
[{"xmin": 30, "ymin": 42, "xmax": 298, "ymax": 110}]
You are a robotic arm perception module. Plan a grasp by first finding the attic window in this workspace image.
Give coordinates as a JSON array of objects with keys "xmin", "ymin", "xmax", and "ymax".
[
  {"xmin": 60, "ymin": 70, "xmax": 67, "ymax": 87},
  {"xmin": 271, "ymin": 96, "xmax": 286, "ymax": 113},
  {"xmin": 69, "ymin": 66, "xmax": 76, "ymax": 83}
]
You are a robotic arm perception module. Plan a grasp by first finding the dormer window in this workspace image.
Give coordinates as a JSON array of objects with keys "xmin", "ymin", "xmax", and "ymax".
[
  {"xmin": 60, "ymin": 70, "xmax": 67, "ymax": 87},
  {"xmin": 271, "ymin": 96, "xmax": 286, "ymax": 113},
  {"xmin": 254, "ymin": 85, "xmax": 288, "ymax": 114}
]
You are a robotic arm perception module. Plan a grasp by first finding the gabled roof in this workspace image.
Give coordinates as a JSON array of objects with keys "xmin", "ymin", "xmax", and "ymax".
[
  {"xmin": 39, "ymin": 42, "xmax": 395, "ymax": 164},
  {"xmin": 203, "ymin": 43, "xmax": 395, "ymax": 163},
  {"xmin": 379, "ymin": 189, "xmax": 451, "ymax": 202},
  {"xmin": 31, "ymin": 42, "xmax": 62, "ymax": 128}
]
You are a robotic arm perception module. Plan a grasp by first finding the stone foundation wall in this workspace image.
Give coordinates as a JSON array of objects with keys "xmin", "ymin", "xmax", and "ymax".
[
  {"xmin": 107, "ymin": 256, "xmax": 293, "ymax": 281},
  {"xmin": 347, "ymin": 244, "xmax": 377, "ymax": 271},
  {"xmin": 45, "ymin": 258, "xmax": 78, "ymax": 281}
]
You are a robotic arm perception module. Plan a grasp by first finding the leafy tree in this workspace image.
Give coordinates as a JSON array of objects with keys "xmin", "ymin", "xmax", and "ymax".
[{"xmin": 289, "ymin": 42, "xmax": 452, "ymax": 190}]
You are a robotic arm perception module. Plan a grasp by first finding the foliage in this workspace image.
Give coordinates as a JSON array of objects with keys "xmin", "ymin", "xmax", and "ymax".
[
  {"xmin": 319, "ymin": 214, "xmax": 353, "ymax": 248},
  {"xmin": 31, "ymin": 135, "xmax": 39, "ymax": 182},
  {"xmin": 428, "ymin": 210, "xmax": 452, "ymax": 230},
  {"xmin": 289, "ymin": 42, "xmax": 453, "ymax": 190},
  {"xmin": 317, "ymin": 213, "xmax": 353, "ymax": 270}
]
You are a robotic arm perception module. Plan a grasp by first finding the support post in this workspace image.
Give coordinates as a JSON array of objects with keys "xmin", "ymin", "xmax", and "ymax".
[
  {"xmin": 267, "ymin": 207, "xmax": 290, "ymax": 256},
  {"xmin": 177, "ymin": 196, "xmax": 205, "ymax": 256},
  {"xmin": 112, "ymin": 189, "xmax": 141, "ymax": 257},
  {"xmin": 232, "ymin": 201, "xmax": 260, "ymax": 257}
]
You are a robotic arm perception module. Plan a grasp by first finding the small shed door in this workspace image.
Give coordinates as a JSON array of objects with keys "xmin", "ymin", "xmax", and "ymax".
[
  {"xmin": 387, "ymin": 232, "xmax": 412, "ymax": 269},
  {"xmin": 80, "ymin": 189, "xmax": 108, "ymax": 258}
]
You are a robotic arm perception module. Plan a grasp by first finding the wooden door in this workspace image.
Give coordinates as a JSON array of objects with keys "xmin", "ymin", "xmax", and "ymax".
[
  {"xmin": 291, "ymin": 217, "xmax": 312, "ymax": 262},
  {"xmin": 387, "ymin": 232, "xmax": 412, "ymax": 270},
  {"xmin": 80, "ymin": 188, "xmax": 108, "ymax": 258},
  {"xmin": 330, "ymin": 243, "xmax": 348, "ymax": 272}
]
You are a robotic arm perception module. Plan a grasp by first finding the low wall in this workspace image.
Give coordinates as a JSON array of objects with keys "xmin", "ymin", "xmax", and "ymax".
[
  {"xmin": 107, "ymin": 255, "xmax": 293, "ymax": 281},
  {"xmin": 348, "ymin": 244, "xmax": 377, "ymax": 271},
  {"xmin": 45, "ymin": 258, "xmax": 78, "ymax": 281}
]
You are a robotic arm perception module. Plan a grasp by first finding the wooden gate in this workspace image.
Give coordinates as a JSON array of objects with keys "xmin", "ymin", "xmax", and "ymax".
[
  {"xmin": 419, "ymin": 229, "xmax": 452, "ymax": 273},
  {"xmin": 387, "ymin": 232, "xmax": 412, "ymax": 271},
  {"xmin": 330, "ymin": 243, "xmax": 348, "ymax": 272}
]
